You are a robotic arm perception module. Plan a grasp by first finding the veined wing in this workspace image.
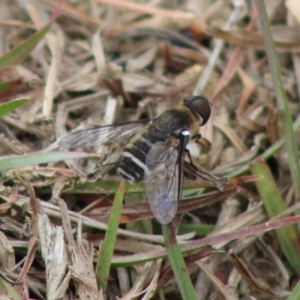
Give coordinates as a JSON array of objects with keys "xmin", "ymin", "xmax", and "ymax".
[
  {"xmin": 59, "ymin": 119, "xmax": 150, "ymax": 148},
  {"xmin": 145, "ymin": 141, "xmax": 183, "ymax": 224}
]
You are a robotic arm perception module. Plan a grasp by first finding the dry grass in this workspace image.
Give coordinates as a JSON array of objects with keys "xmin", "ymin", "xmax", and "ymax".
[{"xmin": 1, "ymin": 0, "xmax": 300, "ymax": 299}]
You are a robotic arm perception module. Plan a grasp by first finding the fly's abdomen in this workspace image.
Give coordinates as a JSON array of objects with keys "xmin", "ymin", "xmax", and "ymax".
[{"xmin": 117, "ymin": 132, "xmax": 155, "ymax": 181}]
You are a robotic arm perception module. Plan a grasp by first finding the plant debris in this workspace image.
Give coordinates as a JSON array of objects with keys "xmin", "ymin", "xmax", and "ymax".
[{"xmin": 0, "ymin": 0, "xmax": 300, "ymax": 299}]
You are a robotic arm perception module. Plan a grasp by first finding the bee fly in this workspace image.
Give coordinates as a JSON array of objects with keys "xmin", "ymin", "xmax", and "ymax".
[{"xmin": 59, "ymin": 96, "xmax": 225, "ymax": 224}]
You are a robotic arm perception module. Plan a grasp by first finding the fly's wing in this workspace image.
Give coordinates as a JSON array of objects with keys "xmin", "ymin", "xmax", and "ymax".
[
  {"xmin": 59, "ymin": 119, "xmax": 149, "ymax": 148},
  {"xmin": 145, "ymin": 141, "xmax": 182, "ymax": 224}
]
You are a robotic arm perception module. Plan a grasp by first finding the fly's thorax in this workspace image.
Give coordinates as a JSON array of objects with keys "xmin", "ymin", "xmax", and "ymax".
[{"xmin": 151, "ymin": 105, "xmax": 200, "ymax": 138}]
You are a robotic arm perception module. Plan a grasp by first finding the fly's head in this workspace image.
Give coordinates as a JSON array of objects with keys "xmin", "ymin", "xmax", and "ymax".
[{"xmin": 183, "ymin": 96, "xmax": 211, "ymax": 126}]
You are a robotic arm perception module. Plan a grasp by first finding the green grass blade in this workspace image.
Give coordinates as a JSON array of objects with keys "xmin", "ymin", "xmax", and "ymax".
[
  {"xmin": 178, "ymin": 224, "xmax": 215, "ymax": 236},
  {"xmin": 96, "ymin": 180, "xmax": 125, "ymax": 291},
  {"xmin": 254, "ymin": 0, "xmax": 300, "ymax": 199},
  {"xmin": 162, "ymin": 224, "xmax": 197, "ymax": 300},
  {"xmin": 288, "ymin": 279, "xmax": 300, "ymax": 300},
  {"xmin": 0, "ymin": 278, "xmax": 21, "ymax": 300},
  {"xmin": 0, "ymin": 98, "xmax": 30, "ymax": 118},
  {"xmin": 0, "ymin": 151, "xmax": 95, "ymax": 172},
  {"xmin": 250, "ymin": 158, "xmax": 300, "ymax": 273},
  {"xmin": 0, "ymin": 24, "xmax": 52, "ymax": 72}
]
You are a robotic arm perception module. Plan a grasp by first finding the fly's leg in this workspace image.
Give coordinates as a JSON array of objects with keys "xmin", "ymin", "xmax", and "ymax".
[
  {"xmin": 184, "ymin": 149, "xmax": 227, "ymax": 190},
  {"xmin": 191, "ymin": 133, "xmax": 201, "ymax": 144}
]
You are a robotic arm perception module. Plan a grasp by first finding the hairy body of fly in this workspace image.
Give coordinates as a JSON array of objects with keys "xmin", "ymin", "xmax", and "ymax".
[
  {"xmin": 117, "ymin": 105, "xmax": 200, "ymax": 182},
  {"xmin": 59, "ymin": 96, "xmax": 215, "ymax": 224}
]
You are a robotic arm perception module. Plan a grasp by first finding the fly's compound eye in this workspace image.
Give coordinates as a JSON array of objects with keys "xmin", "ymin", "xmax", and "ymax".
[{"xmin": 184, "ymin": 96, "xmax": 211, "ymax": 126}]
